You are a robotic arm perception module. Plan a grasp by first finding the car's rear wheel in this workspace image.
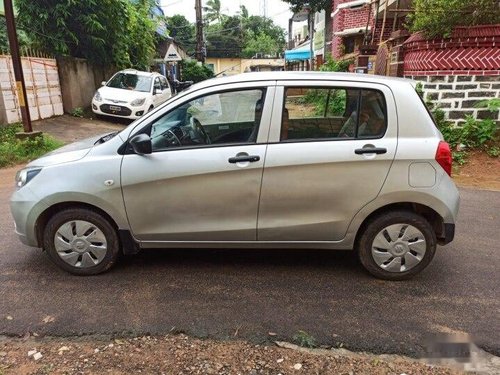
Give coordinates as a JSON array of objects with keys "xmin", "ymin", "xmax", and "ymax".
[
  {"xmin": 43, "ymin": 208, "xmax": 120, "ymax": 275},
  {"xmin": 357, "ymin": 211, "xmax": 436, "ymax": 280}
]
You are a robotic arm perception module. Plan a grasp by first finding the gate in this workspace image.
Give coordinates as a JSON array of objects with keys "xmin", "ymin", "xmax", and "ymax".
[{"xmin": 0, "ymin": 53, "xmax": 64, "ymax": 124}]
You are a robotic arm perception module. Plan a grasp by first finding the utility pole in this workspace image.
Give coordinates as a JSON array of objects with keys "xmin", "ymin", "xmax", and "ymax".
[
  {"xmin": 195, "ymin": 0, "xmax": 205, "ymax": 63},
  {"xmin": 308, "ymin": 9, "xmax": 314, "ymax": 71},
  {"xmin": 4, "ymin": 0, "xmax": 32, "ymax": 133}
]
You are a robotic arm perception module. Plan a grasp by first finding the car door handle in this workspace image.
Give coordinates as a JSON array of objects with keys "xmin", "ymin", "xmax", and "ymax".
[
  {"xmin": 355, "ymin": 147, "xmax": 387, "ymax": 155},
  {"xmin": 228, "ymin": 155, "xmax": 260, "ymax": 163}
]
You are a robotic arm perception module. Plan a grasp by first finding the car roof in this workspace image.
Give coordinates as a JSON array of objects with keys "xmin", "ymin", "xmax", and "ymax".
[{"xmin": 192, "ymin": 71, "xmax": 414, "ymax": 90}]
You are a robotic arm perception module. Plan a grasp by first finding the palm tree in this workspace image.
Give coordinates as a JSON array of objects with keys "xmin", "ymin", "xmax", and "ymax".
[
  {"xmin": 239, "ymin": 5, "xmax": 249, "ymax": 19},
  {"xmin": 203, "ymin": 0, "xmax": 222, "ymax": 24}
]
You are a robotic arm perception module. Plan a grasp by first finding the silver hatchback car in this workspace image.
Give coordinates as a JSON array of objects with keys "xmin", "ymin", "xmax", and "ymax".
[{"xmin": 10, "ymin": 72, "xmax": 459, "ymax": 280}]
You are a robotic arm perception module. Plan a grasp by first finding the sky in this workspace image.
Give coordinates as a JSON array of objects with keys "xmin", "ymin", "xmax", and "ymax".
[{"xmin": 159, "ymin": 0, "xmax": 295, "ymax": 33}]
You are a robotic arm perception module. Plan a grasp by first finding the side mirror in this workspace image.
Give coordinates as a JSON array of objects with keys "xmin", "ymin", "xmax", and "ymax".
[
  {"xmin": 154, "ymin": 88, "xmax": 163, "ymax": 95},
  {"xmin": 101, "ymin": 81, "xmax": 106, "ymax": 86},
  {"xmin": 129, "ymin": 134, "xmax": 152, "ymax": 155}
]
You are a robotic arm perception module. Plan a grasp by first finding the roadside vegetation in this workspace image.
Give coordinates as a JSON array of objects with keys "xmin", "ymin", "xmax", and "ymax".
[
  {"xmin": 0, "ymin": 124, "xmax": 63, "ymax": 168},
  {"xmin": 416, "ymin": 83, "xmax": 499, "ymax": 167},
  {"xmin": 14, "ymin": 0, "xmax": 160, "ymax": 71},
  {"xmin": 299, "ymin": 57, "xmax": 353, "ymax": 116},
  {"xmin": 180, "ymin": 60, "xmax": 215, "ymax": 83},
  {"xmin": 407, "ymin": 0, "xmax": 500, "ymax": 38}
]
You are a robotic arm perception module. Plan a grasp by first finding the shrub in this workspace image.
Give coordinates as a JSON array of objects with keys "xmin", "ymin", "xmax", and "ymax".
[
  {"xmin": 407, "ymin": 0, "xmax": 500, "ymax": 39},
  {"xmin": 70, "ymin": 107, "xmax": 84, "ymax": 118},
  {"xmin": 293, "ymin": 330, "xmax": 316, "ymax": 348},
  {"xmin": 180, "ymin": 60, "xmax": 214, "ymax": 83},
  {"xmin": 417, "ymin": 90, "xmax": 499, "ymax": 164},
  {"xmin": 0, "ymin": 124, "xmax": 64, "ymax": 168}
]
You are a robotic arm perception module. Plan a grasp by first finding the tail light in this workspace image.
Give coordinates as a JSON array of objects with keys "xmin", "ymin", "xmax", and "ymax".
[{"xmin": 435, "ymin": 141, "xmax": 452, "ymax": 176}]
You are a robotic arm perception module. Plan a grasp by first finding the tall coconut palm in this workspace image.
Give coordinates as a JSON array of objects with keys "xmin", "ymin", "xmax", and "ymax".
[{"xmin": 203, "ymin": 0, "xmax": 222, "ymax": 24}]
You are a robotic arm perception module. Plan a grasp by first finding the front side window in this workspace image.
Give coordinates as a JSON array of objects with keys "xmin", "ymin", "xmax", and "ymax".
[
  {"xmin": 160, "ymin": 77, "xmax": 169, "ymax": 90},
  {"xmin": 154, "ymin": 77, "xmax": 161, "ymax": 91},
  {"xmin": 281, "ymin": 87, "xmax": 386, "ymax": 141},
  {"xmin": 148, "ymin": 88, "xmax": 266, "ymax": 151},
  {"xmin": 107, "ymin": 73, "xmax": 152, "ymax": 92}
]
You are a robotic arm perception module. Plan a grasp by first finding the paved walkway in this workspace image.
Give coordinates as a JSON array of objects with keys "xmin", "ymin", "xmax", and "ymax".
[{"xmin": 32, "ymin": 115, "xmax": 126, "ymax": 144}]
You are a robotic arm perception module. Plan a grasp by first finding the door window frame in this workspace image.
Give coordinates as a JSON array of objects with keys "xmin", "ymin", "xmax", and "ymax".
[
  {"xmin": 268, "ymin": 81, "xmax": 397, "ymax": 144},
  {"xmin": 123, "ymin": 82, "xmax": 277, "ymax": 154}
]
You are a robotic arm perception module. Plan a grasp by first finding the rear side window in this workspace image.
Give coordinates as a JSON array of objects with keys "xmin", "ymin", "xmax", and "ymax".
[{"xmin": 281, "ymin": 87, "xmax": 387, "ymax": 141}]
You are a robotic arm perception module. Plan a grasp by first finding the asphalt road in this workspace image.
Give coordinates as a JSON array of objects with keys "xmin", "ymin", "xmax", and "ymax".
[{"xmin": 0, "ymin": 166, "xmax": 499, "ymax": 358}]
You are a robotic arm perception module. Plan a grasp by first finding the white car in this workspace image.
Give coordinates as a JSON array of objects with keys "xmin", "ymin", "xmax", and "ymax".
[{"xmin": 92, "ymin": 69, "xmax": 171, "ymax": 120}]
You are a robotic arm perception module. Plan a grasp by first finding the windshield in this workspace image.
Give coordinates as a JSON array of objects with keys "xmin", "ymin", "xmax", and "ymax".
[{"xmin": 106, "ymin": 73, "xmax": 152, "ymax": 92}]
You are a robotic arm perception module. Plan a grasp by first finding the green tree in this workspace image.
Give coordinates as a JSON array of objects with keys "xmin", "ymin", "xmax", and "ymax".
[
  {"xmin": 0, "ymin": 17, "xmax": 31, "ymax": 52},
  {"xmin": 165, "ymin": 14, "xmax": 196, "ymax": 55},
  {"xmin": 180, "ymin": 59, "xmax": 214, "ymax": 82},
  {"xmin": 206, "ymin": 15, "xmax": 243, "ymax": 57},
  {"xmin": 203, "ymin": 0, "xmax": 224, "ymax": 24},
  {"xmin": 407, "ymin": 0, "xmax": 500, "ymax": 38},
  {"xmin": 243, "ymin": 15, "xmax": 286, "ymax": 48},
  {"xmin": 127, "ymin": 0, "xmax": 158, "ymax": 70},
  {"xmin": 15, "ymin": 0, "xmax": 160, "ymax": 69},
  {"xmin": 242, "ymin": 32, "xmax": 279, "ymax": 58},
  {"xmin": 239, "ymin": 5, "xmax": 249, "ymax": 19},
  {"xmin": 281, "ymin": 0, "xmax": 330, "ymax": 13}
]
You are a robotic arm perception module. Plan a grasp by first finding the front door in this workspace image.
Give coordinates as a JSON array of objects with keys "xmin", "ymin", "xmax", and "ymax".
[
  {"xmin": 121, "ymin": 86, "xmax": 273, "ymax": 243},
  {"xmin": 258, "ymin": 83, "xmax": 397, "ymax": 241}
]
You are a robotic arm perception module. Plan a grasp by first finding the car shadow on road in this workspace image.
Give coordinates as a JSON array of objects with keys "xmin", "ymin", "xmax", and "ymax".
[{"xmin": 114, "ymin": 247, "xmax": 365, "ymax": 276}]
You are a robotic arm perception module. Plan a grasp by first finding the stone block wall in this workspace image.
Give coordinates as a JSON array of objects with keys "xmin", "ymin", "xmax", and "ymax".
[
  {"xmin": 402, "ymin": 25, "xmax": 500, "ymax": 126},
  {"xmin": 406, "ymin": 75, "xmax": 500, "ymax": 126}
]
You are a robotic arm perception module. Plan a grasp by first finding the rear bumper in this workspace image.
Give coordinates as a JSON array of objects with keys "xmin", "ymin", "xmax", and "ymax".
[{"xmin": 439, "ymin": 223, "xmax": 455, "ymax": 245}]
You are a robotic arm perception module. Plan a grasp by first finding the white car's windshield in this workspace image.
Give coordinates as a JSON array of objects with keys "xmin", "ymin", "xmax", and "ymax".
[{"xmin": 107, "ymin": 73, "xmax": 152, "ymax": 92}]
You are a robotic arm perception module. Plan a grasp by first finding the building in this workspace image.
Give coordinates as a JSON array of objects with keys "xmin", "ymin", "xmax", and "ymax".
[
  {"xmin": 205, "ymin": 57, "xmax": 284, "ymax": 76},
  {"xmin": 331, "ymin": 0, "xmax": 409, "ymax": 71}
]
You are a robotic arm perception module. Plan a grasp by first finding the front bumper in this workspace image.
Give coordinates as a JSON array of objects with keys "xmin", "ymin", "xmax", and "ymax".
[
  {"xmin": 91, "ymin": 100, "xmax": 146, "ymax": 120},
  {"xmin": 10, "ymin": 186, "xmax": 48, "ymax": 248}
]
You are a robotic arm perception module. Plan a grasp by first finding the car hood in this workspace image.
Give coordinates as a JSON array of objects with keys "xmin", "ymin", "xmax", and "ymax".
[
  {"xmin": 98, "ymin": 86, "xmax": 149, "ymax": 103},
  {"xmin": 26, "ymin": 134, "xmax": 105, "ymax": 168}
]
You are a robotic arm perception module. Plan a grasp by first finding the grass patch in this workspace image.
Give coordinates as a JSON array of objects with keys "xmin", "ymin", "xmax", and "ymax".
[
  {"xmin": 292, "ymin": 330, "xmax": 316, "ymax": 348},
  {"xmin": 0, "ymin": 124, "xmax": 64, "ymax": 168}
]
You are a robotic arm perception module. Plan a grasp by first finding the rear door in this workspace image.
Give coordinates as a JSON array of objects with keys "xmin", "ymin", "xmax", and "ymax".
[{"xmin": 258, "ymin": 81, "xmax": 397, "ymax": 241}]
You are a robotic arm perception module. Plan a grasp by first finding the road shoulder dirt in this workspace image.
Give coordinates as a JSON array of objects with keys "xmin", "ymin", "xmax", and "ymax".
[{"xmin": 0, "ymin": 334, "xmax": 469, "ymax": 375}]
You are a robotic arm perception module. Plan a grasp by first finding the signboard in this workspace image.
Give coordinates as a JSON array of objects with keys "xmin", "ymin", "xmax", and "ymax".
[{"xmin": 164, "ymin": 44, "xmax": 182, "ymax": 62}]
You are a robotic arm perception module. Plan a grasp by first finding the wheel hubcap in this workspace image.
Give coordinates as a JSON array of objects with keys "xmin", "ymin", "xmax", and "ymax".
[
  {"xmin": 54, "ymin": 220, "xmax": 107, "ymax": 268},
  {"xmin": 371, "ymin": 224, "xmax": 427, "ymax": 273}
]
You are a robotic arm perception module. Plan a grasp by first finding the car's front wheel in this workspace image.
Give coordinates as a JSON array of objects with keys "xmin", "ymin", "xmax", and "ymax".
[
  {"xmin": 43, "ymin": 208, "xmax": 120, "ymax": 275},
  {"xmin": 357, "ymin": 211, "xmax": 436, "ymax": 280}
]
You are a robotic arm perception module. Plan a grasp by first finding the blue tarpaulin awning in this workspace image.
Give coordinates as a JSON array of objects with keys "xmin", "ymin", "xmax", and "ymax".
[{"xmin": 285, "ymin": 42, "xmax": 311, "ymax": 61}]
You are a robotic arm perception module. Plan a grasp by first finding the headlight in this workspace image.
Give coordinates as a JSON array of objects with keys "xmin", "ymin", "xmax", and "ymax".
[
  {"xmin": 131, "ymin": 98, "xmax": 146, "ymax": 107},
  {"xmin": 15, "ymin": 167, "xmax": 42, "ymax": 188},
  {"xmin": 93, "ymin": 91, "xmax": 102, "ymax": 102}
]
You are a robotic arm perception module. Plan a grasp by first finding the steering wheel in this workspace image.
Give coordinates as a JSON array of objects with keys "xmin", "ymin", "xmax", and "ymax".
[
  {"xmin": 163, "ymin": 129, "xmax": 182, "ymax": 146},
  {"xmin": 190, "ymin": 117, "xmax": 211, "ymax": 145}
]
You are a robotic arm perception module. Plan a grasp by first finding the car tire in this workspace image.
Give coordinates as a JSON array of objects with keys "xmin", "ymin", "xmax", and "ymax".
[
  {"xmin": 148, "ymin": 105, "xmax": 154, "ymax": 112},
  {"xmin": 357, "ymin": 210, "xmax": 436, "ymax": 280},
  {"xmin": 43, "ymin": 208, "xmax": 120, "ymax": 275}
]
